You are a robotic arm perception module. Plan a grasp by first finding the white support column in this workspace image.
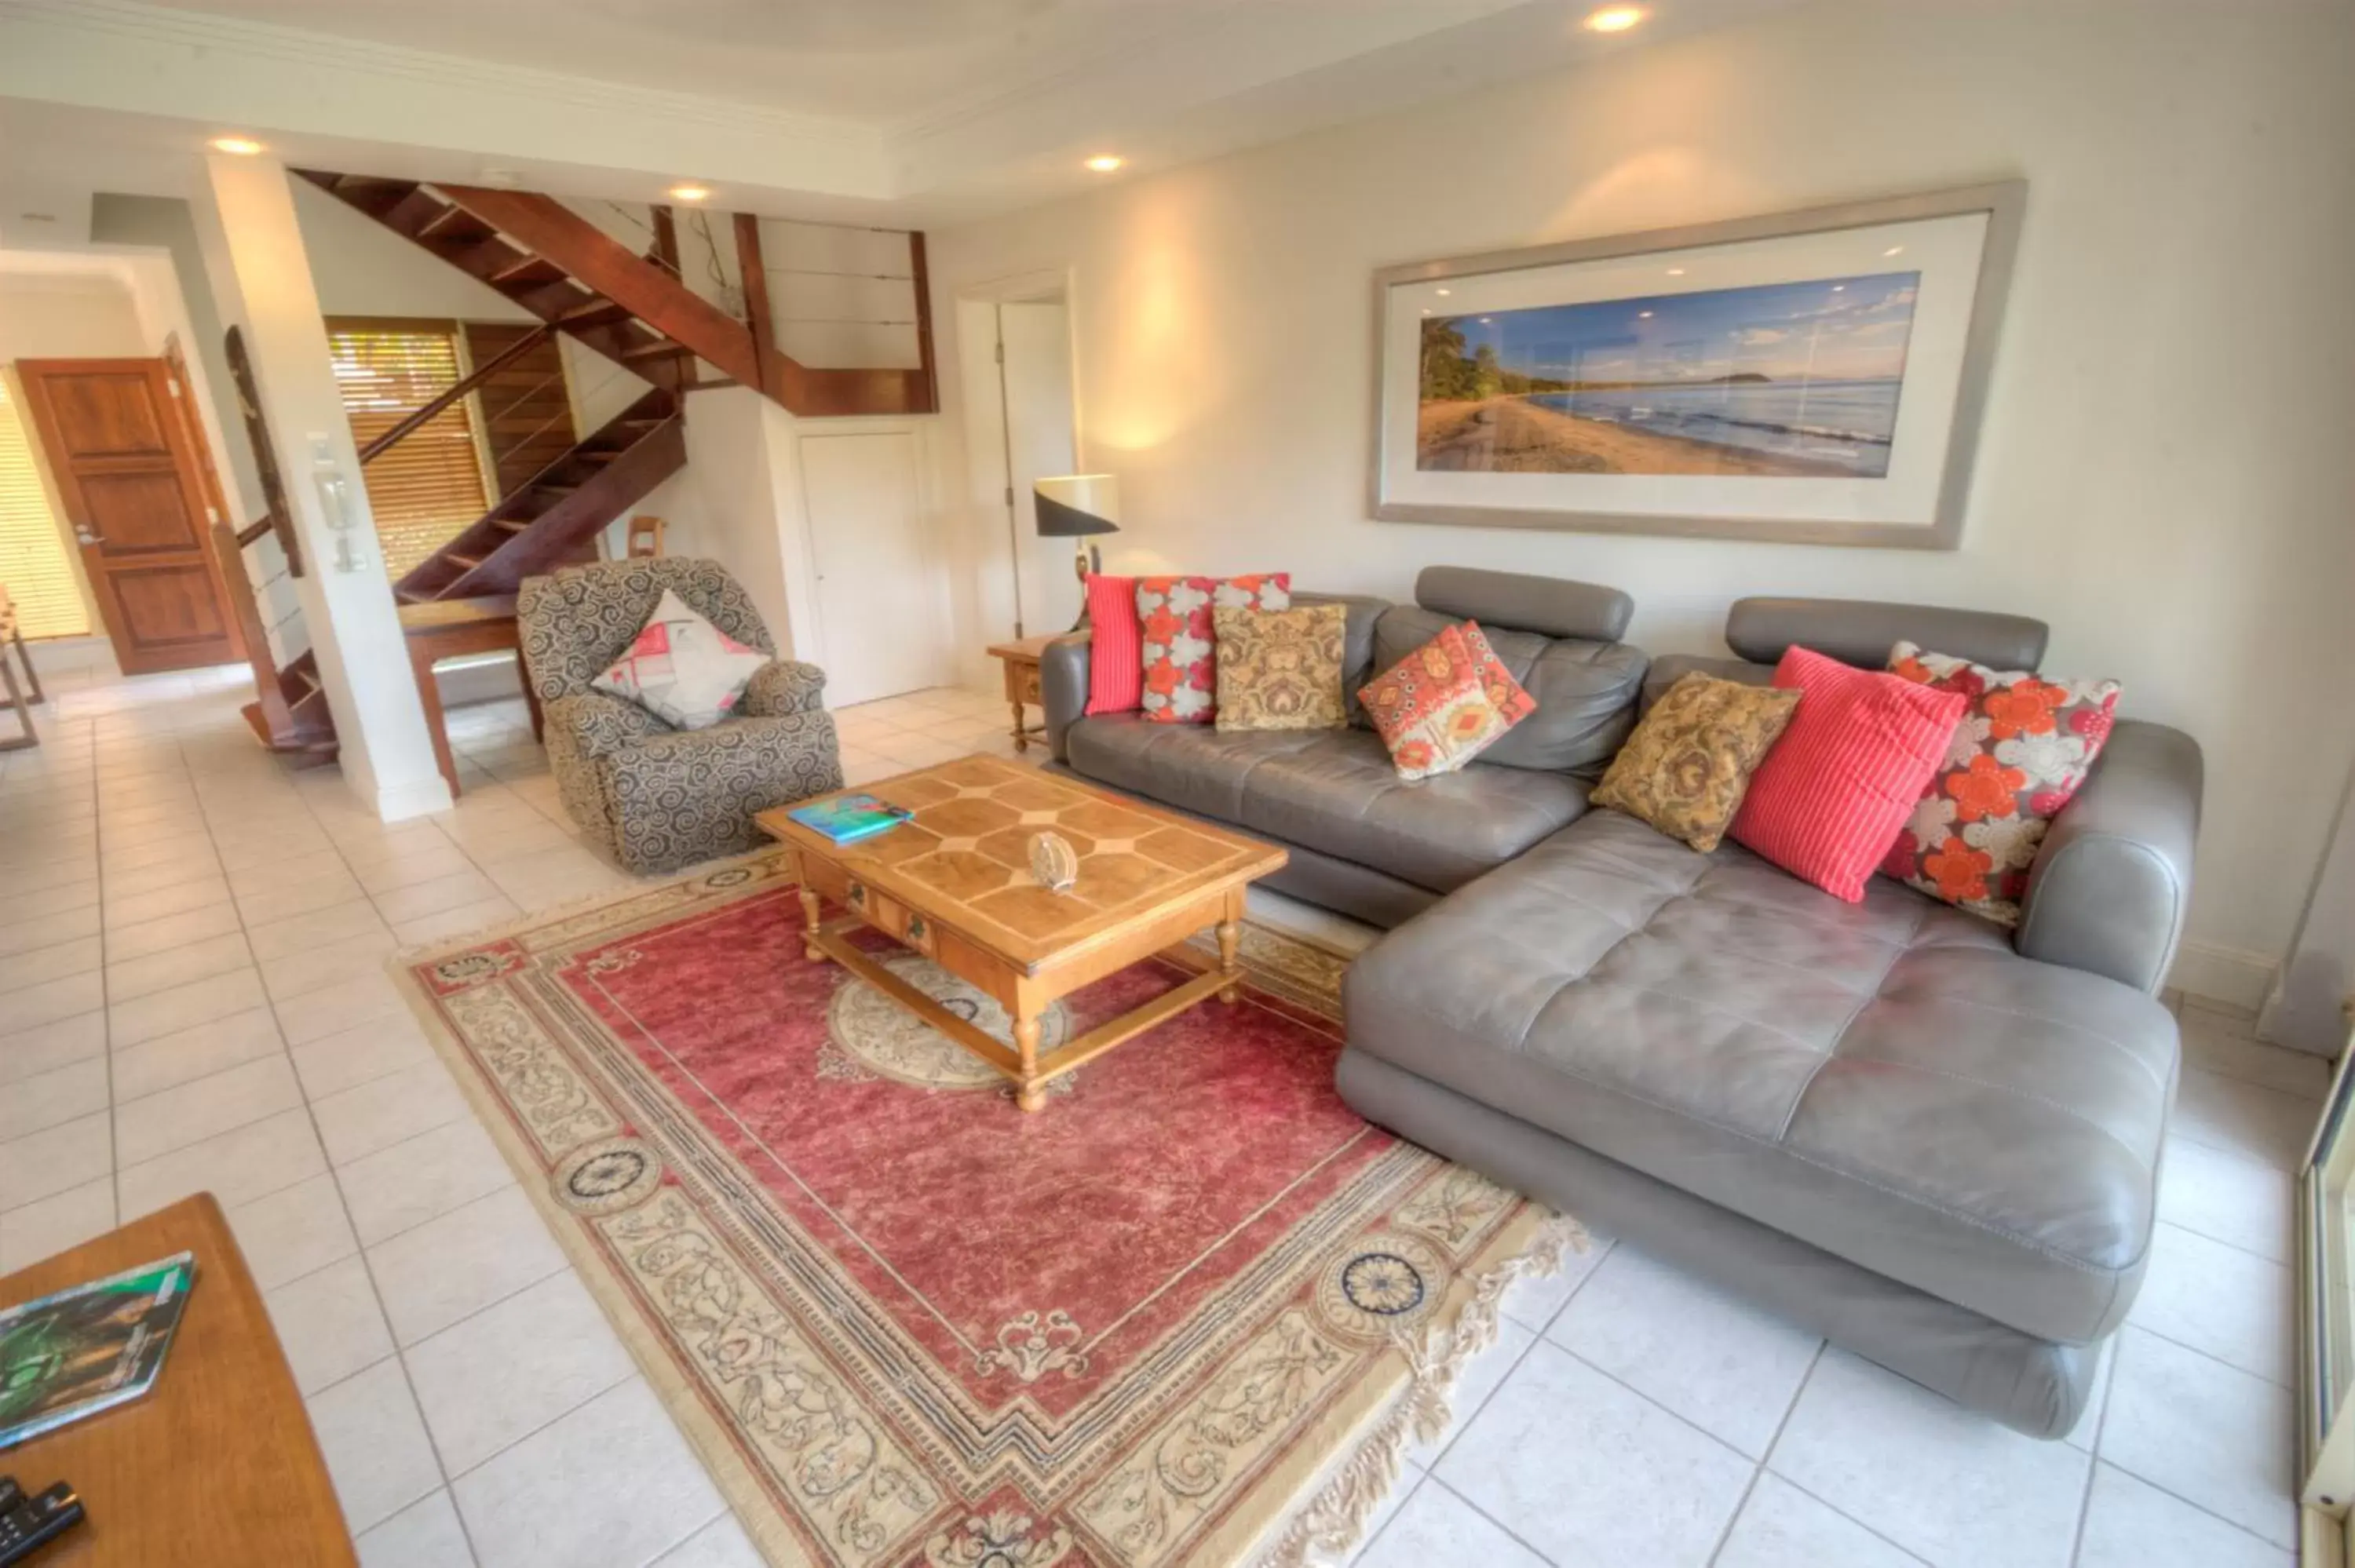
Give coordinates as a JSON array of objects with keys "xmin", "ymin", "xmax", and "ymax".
[{"xmin": 200, "ymin": 155, "xmax": 451, "ymax": 820}]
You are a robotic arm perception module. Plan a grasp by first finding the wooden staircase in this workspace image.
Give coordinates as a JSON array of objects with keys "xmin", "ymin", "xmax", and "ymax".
[
  {"xmin": 392, "ymin": 387, "xmax": 683, "ymax": 603},
  {"xmin": 293, "ymin": 170, "xmax": 936, "ymax": 605}
]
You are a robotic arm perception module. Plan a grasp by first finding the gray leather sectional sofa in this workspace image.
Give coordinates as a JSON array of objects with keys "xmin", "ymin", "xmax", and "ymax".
[{"xmin": 1038, "ymin": 567, "xmax": 2202, "ymax": 1437}]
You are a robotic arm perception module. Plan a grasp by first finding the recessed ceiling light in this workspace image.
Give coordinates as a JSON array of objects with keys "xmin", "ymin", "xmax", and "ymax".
[
  {"xmin": 1666, "ymin": 267, "xmax": 1685, "ymax": 276},
  {"xmin": 1583, "ymin": 5, "xmax": 1647, "ymax": 33},
  {"xmin": 667, "ymin": 183, "xmax": 710, "ymax": 202},
  {"xmin": 1831, "ymin": 284, "xmax": 1846, "ymax": 292},
  {"xmin": 1436, "ymin": 288, "xmax": 1451, "ymax": 297},
  {"xmin": 1883, "ymin": 245, "xmax": 1904, "ymax": 257},
  {"xmin": 210, "ymin": 137, "xmax": 265, "ymax": 156},
  {"xmin": 1478, "ymin": 317, "xmax": 1492, "ymax": 323},
  {"xmin": 1638, "ymin": 310, "xmax": 1654, "ymax": 318},
  {"xmin": 1084, "ymin": 155, "xmax": 1124, "ymax": 173}
]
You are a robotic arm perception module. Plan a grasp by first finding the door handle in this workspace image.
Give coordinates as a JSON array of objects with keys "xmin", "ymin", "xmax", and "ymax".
[{"xmin": 74, "ymin": 526, "xmax": 103, "ymax": 545}]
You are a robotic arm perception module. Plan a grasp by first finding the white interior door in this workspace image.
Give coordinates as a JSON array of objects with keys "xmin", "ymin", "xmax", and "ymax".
[
  {"xmin": 800, "ymin": 430, "xmax": 937, "ymax": 706},
  {"xmin": 998, "ymin": 301, "xmax": 1079, "ymax": 633}
]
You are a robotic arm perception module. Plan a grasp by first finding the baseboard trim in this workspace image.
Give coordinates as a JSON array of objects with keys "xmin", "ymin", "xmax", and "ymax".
[
  {"xmin": 374, "ymin": 773, "xmax": 455, "ymax": 822},
  {"xmin": 2167, "ymin": 940, "xmax": 2280, "ymax": 1015}
]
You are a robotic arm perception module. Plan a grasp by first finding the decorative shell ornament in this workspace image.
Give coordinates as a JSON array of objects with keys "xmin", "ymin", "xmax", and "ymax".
[{"xmin": 1029, "ymin": 831, "xmax": 1079, "ymax": 895}]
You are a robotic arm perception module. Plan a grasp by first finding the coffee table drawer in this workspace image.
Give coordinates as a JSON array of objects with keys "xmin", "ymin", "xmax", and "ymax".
[{"xmin": 803, "ymin": 855, "xmax": 938, "ymax": 957}]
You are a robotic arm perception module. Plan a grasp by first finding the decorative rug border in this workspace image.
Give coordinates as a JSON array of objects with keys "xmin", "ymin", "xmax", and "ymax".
[{"xmin": 388, "ymin": 855, "xmax": 1584, "ymax": 1567}]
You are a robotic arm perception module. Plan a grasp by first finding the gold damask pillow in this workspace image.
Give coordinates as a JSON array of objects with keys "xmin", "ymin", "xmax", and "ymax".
[
  {"xmin": 1591, "ymin": 673, "xmax": 1802, "ymax": 851},
  {"xmin": 1213, "ymin": 603, "xmax": 1347, "ymax": 731}
]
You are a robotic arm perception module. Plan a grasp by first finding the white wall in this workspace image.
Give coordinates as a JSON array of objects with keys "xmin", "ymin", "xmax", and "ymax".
[
  {"xmin": 0, "ymin": 272, "xmax": 144, "ymax": 359},
  {"xmin": 922, "ymin": 0, "xmax": 2355, "ymax": 1004}
]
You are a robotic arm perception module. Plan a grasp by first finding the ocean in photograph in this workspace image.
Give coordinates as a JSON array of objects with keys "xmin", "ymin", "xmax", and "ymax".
[
  {"xmin": 1525, "ymin": 377, "xmax": 1902, "ymax": 476},
  {"xmin": 1416, "ymin": 270, "xmax": 1921, "ymax": 478}
]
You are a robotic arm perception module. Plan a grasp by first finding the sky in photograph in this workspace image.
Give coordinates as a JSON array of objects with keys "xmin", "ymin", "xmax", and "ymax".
[{"xmin": 1451, "ymin": 271, "xmax": 1921, "ymax": 385}]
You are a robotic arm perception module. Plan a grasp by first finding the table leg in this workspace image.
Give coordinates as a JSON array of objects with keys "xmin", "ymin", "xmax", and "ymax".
[
  {"xmin": 1013, "ymin": 1010, "xmax": 1046, "ymax": 1112},
  {"xmin": 798, "ymin": 883, "xmax": 825, "ymax": 962},
  {"xmin": 10, "ymin": 625, "xmax": 43, "ymax": 704},
  {"xmin": 1217, "ymin": 888, "xmax": 1244, "ymax": 1004},
  {"xmin": 1010, "ymin": 698, "xmax": 1030, "ymax": 753},
  {"xmin": 410, "ymin": 646, "xmax": 462, "ymax": 800},
  {"xmin": 0, "ymin": 642, "xmax": 36, "ymax": 752}
]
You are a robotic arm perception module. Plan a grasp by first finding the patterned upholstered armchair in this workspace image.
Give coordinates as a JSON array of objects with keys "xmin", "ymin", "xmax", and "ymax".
[{"xmin": 517, "ymin": 558, "xmax": 842, "ymax": 874}]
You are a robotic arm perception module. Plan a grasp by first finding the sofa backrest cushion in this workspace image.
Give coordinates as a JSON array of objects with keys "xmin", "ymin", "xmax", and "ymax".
[
  {"xmin": 1293, "ymin": 591, "xmax": 1390, "ymax": 725},
  {"xmin": 1371, "ymin": 605, "xmax": 1646, "ymax": 777},
  {"xmin": 1725, "ymin": 597, "xmax": 2047, "ymax": 673},
  {"xmin": 1416, "ymin": 566, "xmax": 1634, "ymax": 643},
  {"xmin": 1638, "ymin": 652, "xmax": 1773, "ymax": 715},
  {"xmin": 519, "ymin": 557, "xmax": 775, "ymax": 702}
]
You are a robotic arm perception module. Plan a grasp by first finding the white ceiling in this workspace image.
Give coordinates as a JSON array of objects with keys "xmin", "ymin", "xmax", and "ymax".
[
  {"xmin": 0, "ymin": 0, "xmax": 1784, "ymax": 224},
  {"xmin": 144, "ymin": 0, "xmax": 1532, "ymax": 134}
]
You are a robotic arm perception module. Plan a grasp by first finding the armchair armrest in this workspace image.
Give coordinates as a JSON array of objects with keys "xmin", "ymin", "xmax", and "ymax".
[
  {"xmin": 543, "ymin": 691, "xmax": 670, "ymax": 763},
  {"xmin": 1040, "ymin": 630, "xmax": 1092, "ymax": 761},
  {"xmin": 743, "ymin": 659, "xmax": 827, "ymax": 717},
  {"xmin": 2014, "ymin": 720, "xmax": 2203, "ymax": 994}
]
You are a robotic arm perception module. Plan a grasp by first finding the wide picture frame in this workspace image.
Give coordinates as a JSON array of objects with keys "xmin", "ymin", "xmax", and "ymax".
[{"xmin": 1370, "ymin": 181, "xmax": 2026, "ymax": 549}]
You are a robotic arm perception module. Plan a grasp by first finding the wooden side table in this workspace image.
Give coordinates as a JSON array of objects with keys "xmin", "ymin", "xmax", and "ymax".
[
  {"xmin": 986, "ymin": 634, "xmax": 1059, "ymax": 753},
  {"xmin": 399, "ymin": 594, "xmax": 543, "ymax": 798},
  {"xmin": 0, "ymin": 585, "xmax": 41, "ymax": 752}
]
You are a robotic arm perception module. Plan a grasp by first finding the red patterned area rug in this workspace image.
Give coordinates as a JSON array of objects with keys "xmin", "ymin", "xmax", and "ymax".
[{"xmin": 393, "ymin": 852, "xmax": 1576, "ymax": 1568}]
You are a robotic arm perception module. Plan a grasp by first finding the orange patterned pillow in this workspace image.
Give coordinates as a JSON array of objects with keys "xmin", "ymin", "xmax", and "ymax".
[{"xmin": 1357, "ymin": 621, "xmax": 1535, "ymax": 780}]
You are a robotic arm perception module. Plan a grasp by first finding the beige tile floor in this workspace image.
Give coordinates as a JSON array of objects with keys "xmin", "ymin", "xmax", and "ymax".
[{"xmin": 0, "ymin": 644, "xmax": 2324, "ymax": 1567}]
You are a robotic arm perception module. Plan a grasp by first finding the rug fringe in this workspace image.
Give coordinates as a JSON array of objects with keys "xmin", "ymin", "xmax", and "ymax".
[{"xmin": 1252, "ymin": 1213, "xmax": 1587, "ymax": 1568}]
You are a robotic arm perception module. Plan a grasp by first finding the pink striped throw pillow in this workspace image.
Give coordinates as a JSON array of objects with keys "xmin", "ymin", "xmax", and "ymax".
[
  {"xmin": 1729, "ymin": 646, "xmax": 1969, "ymax": 903},
  {"xmin": 1083, "ymin": 574, "xmax": 1144, "ymax": 715}
]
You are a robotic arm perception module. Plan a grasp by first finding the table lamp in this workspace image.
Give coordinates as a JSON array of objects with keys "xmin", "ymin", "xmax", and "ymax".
[{"xmin": 1033, "ymin": 475, "xmax": 1120, "ymax": 589}]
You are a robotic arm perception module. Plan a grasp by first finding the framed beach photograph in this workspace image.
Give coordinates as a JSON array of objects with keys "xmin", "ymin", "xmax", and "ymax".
[{"xmin": 1369, "ymin": 181, "xmax": 2025, "ymax": 548}]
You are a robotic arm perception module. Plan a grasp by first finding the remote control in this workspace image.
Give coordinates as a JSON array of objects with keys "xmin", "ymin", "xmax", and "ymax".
[{"xmin": 0, "ymin": 1479, "xmax": 83, "ymax": 1565}]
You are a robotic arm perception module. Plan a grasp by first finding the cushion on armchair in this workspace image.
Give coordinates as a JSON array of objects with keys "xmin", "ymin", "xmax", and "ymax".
[{"xmin": 591, "ymin": 588, "xmax": 770, "ymax": 730}]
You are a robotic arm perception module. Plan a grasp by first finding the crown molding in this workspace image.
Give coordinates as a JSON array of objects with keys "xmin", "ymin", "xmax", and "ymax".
[
  {"xmin": 0, "ymin": 0, "xmax": 880, "ymax": 147},
  {"xmin": 0, "ymin": 0, "xmax": 890, "ymax": 200}
]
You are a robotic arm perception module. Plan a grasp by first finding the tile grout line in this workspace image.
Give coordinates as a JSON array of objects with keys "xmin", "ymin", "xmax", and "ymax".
[
  {"xmin": 206, "ymin": 760, "xmax": 479, "ymax": 1555},
  {"xmin": 1703, "ymin": 1338, "xmax": 1829, "ymax": 1566}
]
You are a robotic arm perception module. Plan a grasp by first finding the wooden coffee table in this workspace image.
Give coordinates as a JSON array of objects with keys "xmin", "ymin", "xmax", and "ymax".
[{"xmin": 756, "ymin": 755, "xmax": 1287, "ymax": 1111}]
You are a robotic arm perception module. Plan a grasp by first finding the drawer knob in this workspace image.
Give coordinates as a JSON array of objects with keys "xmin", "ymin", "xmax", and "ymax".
[
  {"xmin": 907, "ymin": 914, "xmax": 927, "ymax": 942},
  {"xmin": 848, "ymin": 882, "xmax": 867, "ymax": 908}
]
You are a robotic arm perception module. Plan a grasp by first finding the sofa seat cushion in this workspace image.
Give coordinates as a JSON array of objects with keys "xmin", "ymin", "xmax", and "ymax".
[
  {"xmin": 1344, "ymin": 810, "xmax": 2177, "ymax": 1344},
  {"xmin": 1067, "ymin": 715, "xmax": 1586, "ymax": 893}
]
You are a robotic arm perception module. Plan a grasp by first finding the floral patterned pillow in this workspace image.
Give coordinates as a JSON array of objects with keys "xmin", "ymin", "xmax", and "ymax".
[
  {"xmin": 1213, "ymin": 603, "xmax": 1347, "ymax": 731},
  {"xmin": 1357, "ymin": 621, "xmax": 1535, "ymax": 780},
  {"xmin": 1880, "ymin": 640, "xmax": 2122, "ymax": 924},
  {"xmin": 1137, "ymin": 574, "xmax": 1291, "ymax": 724}
]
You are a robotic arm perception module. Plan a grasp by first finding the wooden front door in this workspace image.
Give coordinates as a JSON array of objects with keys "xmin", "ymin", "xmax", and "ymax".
[{"xmin": 16, "ymin": 357, "xmax": 241, "ymax": 674}]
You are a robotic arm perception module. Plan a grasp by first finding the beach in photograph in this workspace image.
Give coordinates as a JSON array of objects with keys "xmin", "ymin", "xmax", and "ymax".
[{"xmin": 1415, "ymin": 271, "xmax": 1920, "ymax": 478}]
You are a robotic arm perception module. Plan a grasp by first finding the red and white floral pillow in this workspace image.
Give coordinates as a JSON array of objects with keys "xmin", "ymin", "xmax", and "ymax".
[
  {"xmin": 1879, "ymin": 640, "xmax": 2122, "ymax": 924},
  {"xmin": 1137, "ymin": 573, "xmax": 1290, "ymax": 724},
  {"xmin": 591, "ymin": 588, "xmax": 771, "ymax": 731}
]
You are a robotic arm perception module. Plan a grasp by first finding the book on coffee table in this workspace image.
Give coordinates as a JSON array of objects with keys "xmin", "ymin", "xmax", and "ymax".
[
  {"xmin": 787, "ymin": 792, "xmax": 912, "ymax": 845},
  {"xmin": 0, "ymin": 1251, "xmax": 196, "ymax": 1450}
]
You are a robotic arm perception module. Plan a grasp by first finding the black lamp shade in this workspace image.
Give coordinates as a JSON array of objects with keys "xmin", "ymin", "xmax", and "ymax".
[{"xmin": 1034, "ymin": 489, "xmax": 1118, "ymax": 538}]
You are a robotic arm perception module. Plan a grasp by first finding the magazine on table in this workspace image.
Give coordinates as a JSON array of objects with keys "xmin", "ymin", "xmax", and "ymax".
[
  {"xmin": 788, "ymin": 793, "xmax": 912, "ymax": 845},
  {"xmin": 0, "ymin": 1252, "xmax": 197, "ymax": 1450}
]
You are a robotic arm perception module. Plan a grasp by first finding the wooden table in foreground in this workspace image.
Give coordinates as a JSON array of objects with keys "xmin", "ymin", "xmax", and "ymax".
[
  {"xmin": 758, "ymin": 754, "xmax": 1287, "ymax": 1111},
  {"xmin": 0, "ymin": 1194, "xmax": 355, "ymax": 1566}
]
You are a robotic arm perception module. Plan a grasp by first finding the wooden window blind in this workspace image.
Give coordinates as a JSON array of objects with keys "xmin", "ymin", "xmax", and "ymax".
[
  {"xmin": 326, "ymin": 319, "xmax": 490, "ymax": 578},
  {"xmin": 0, "ymin": 379, "xmax": 90, "ymax": 640}
]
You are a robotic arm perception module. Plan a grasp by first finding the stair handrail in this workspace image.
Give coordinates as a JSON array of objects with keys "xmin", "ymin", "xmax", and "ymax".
[{"xmin": 357, "ymin": 320, "xmax": 558, "ymax": 465}]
